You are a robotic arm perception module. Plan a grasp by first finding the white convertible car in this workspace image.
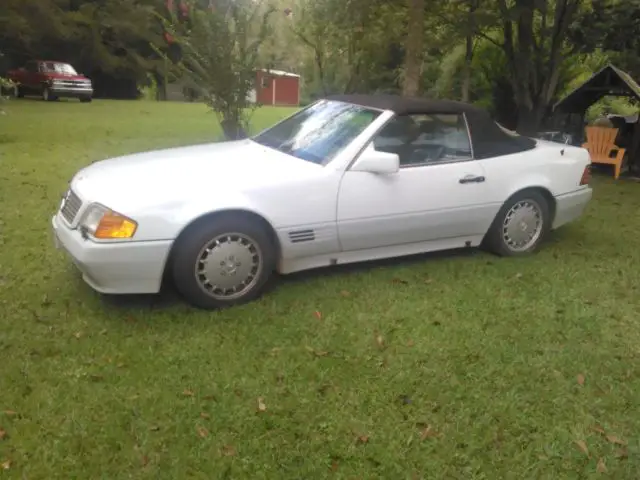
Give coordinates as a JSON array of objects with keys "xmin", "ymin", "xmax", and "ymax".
[{"xmin": 52, "ymin": 95, "xmax": 593, "ymax": 309}]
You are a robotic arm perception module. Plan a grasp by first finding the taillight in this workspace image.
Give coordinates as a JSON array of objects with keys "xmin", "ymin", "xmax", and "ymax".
[{"xmin": 580, "ymin": 165, "xmax": 591, "ymax": 186}]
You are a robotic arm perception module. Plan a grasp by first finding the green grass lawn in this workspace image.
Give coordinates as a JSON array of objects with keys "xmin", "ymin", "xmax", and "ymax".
[{"xmin": 1, "ymin": 99, "xmax": 639, "ymax": 479}]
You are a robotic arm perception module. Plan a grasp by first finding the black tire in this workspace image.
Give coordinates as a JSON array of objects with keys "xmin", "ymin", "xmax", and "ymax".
[
  {"xmin": 80, "ymin": 97, "xmax": 92, "ymax": 103},
  {"xmin": 171, "ymin": 215, "xmax": 277, "ymax": 309},
  {"xmin": 14, "ymin": 85, "xmax": 24, "ymax": 98},
  {"xmin": 482, "ymin": 189, "xmax": 551, "ymax": 257},
  {"xmin": 42, "ymin": 87, "xmax": 57, "ymax": 102}
]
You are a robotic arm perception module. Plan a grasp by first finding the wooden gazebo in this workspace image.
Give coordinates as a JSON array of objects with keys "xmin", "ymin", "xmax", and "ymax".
[{"xmin": 551, "ymin": 64, "xmax": 640, "ymax": 175}]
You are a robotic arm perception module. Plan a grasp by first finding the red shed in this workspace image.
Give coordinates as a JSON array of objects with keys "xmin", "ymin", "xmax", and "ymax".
[{"xmin": 253, "ymin": 69, "xmax": 300, "ymax": 106}]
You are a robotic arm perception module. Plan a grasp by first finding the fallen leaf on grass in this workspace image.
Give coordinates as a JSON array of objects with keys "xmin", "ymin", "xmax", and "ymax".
[
  {"xmin": 74, "ymin": 331, "xmax": 83, "ymax": 339},
  {"xmin": 391, "ymin": 278, "xmax": 409, "ymax": 285},
  {"xmin": 407, "ymin": 339, "xmax": 415, "ymax": 347},
  {"xmin": 314, "ymin": 311, "xmax": 322, "ymax": 320},
  {"xmin": 257, "ymin": 397, "xmax": 267, "ymax": 412},
  {"xmin": 221, "ymin": 445, "xmax": 236, "ymax": 457},
  {"xmin": 182, "ymin": 389, "xmax": 194, "ymax": 397},
  {"xmin": 356, "ymin": 434, "xmax": 369, "ymax": 444},
  {"xmin": 0, "ymin": 429, "xmax": 6, "ymax": 440},
  {"xmin": 149, "ymin": 425, "xmax": 160, "ymax": 432},
  {"xmin": 340, "ymin": 290, "xmax": 351, "ymax": 297},
  {"xmin": 375, "ymin": 333, "xmax": 385, "ymax": 349},
  {"xmin": 420, "ymin": 425, "xmax": 440, "ymax": 440},
  {"xmin": 305, "ymin": 346, "xmax": 329, "ymax": 357},
  {"xmin": 200, "ymin": 412, "xmax": 210, "ymax": 419},
  {"xmin": 1, "ymin": 460, "xmax": 10, "ymax": 470},
  {"xmin": 330, "ymin": 459, "xmax": 339, "ymax": 471},
  {"xmin": 196, "ymin": 426, "xmax": 209, "ymax": 438},
  {"xmin": 606, "ymin": 435, "xmax": 627, "ymax": 446},
  {"xmin": 514, "ymin": 273, "xmax": 523, "ymax": 279},
  {"xmin": 577, "ymin": 374, "xmax": 585, "ymax": 386},
  {"xmin": 615, "ymin": 448, "xmax": 628, "ymax": 460},
  {"xmin": 141, "ymin": 455, "xmax": 150, "ymax": 467},
  {"xmin": 591, "ymin": 425, "xmax": 606, "ymax": 435},
  {"xmin": 3, "ymin": 411, "xmax": 17, "ymax": 417},
  {"xmin": 596, "ymin": 457, "xmax": 607, "ymax": 473},
  {"xmin": 575, "ymin": 440, "xmax": 590, "ymax": 457}
]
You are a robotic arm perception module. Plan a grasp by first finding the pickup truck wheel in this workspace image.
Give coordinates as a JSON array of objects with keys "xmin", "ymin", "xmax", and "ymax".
[
  {"xmin": 80, "ymin": 97, "xmax": 92, "ymax": 103},
  {"xmin": 14, "ymin": 85, "xmax": 24, "ymax": 98},
  {"xmin": 42, "ymin": 87, "xmax": 56, "ymax": 102},
  {"xmin": 483, "ymin": 190, "xmax": 550, "ymax": 257},
  {"xmin": 171, "ymin": 216, "xmax": 277, "ymax": 309}
]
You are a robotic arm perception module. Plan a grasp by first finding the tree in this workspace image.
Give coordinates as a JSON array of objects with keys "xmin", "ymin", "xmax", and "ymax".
[
  {"xmin": 569, "ymin": 0, "xmax": 640, "ymax": 77},
  {"xmin": 402, "ymin": 0, "xmax": 425, "ymax": 95},
  {"xmin": 288, "ymin": 0, "xmax": 407, "ymax": 97},
  {"xmin": 0, "ymin": 0, "xmax": 166, "ymax": 98},
  {"xmin": 479, "ymin": 0, "xmax": 585, "ymax": 133},
  {"xmin": 158, "ymin": 0, "xmax": 275, "ymax": 139}
]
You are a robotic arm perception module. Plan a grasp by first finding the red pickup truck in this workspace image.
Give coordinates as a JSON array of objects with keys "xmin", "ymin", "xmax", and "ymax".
[{"xmin": 8, "ymin": 60, "xmax": 93, "ymax": 102}]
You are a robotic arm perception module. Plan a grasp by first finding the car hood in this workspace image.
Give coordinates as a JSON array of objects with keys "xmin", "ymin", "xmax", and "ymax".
[
  {"xmin": 71, "ymin": 139, "xmax": 321, "ymax": 211},
  {"xmin": 46, "ymin": 72, "xmax": 90, "ymax": 81}
]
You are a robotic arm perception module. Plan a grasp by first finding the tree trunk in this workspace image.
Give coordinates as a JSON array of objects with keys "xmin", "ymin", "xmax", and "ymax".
[
  {"xmin": 516, "ymin": 104, "xmax": 545, "ymax": 136},
  {"xmin": 402, "ymin": 0, "xmax": 424, "ymax": 96},
  {"xmin": 461, "ymin": 35, "xmax": 473, "ymax": 102},
  {"xmin": 461, "ymin": 0, "xmax": 478, "ymax": 103},
  {"xmin": 221, "ymin": 116, "xmax": 248, "ymax": 140}
]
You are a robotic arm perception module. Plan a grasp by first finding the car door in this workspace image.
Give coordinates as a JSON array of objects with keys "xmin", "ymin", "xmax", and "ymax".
[
  {"xmin": 336, "ymin": 112, "xmax": 496, "ymax": 251},
  {"xmin": 23, "ymin": 61, "xmax": 40, "ymax": 91}
]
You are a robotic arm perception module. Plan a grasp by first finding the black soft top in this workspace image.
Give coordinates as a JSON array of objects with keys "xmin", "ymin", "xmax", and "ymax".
[{"xmin": 326, "ymin": 94, "xmax": 536, "ymax": 159}]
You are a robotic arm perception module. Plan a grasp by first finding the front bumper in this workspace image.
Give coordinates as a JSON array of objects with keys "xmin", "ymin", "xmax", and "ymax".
[
  {"xmin": 51, "ymin": 214, "xmax": 173, "ymax": 295},
  {"xmin": 50, "ymin": 86, "xmax": 93, "ymax": 98},
  {"xmin": 552, "ymin": 187, "xmax": 593, "ymax": 229}
]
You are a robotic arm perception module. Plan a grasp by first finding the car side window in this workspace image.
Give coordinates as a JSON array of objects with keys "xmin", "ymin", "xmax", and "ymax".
[{"xmin": 371, "ymin": 113, "xmax": 473, "ymax": 167}]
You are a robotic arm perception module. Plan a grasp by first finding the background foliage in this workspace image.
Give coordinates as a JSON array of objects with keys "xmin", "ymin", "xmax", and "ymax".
[{"xmin": 1, "ymin": 0, "xmax": 640, "ymax": 130}]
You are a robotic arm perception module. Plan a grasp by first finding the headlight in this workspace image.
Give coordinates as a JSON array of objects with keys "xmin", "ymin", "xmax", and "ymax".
[{"xmin": 80, "ymin": 204, "xmax": 137, "ymax": 239}]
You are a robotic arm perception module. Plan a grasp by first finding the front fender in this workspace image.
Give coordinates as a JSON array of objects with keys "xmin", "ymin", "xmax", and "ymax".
[{"xmin": 136, "ymin": 192, "xmax": 273, "ymax": 241}]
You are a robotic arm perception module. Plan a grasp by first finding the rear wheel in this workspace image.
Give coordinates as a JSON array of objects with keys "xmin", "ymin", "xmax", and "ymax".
[
  {"xmin": 483, "ymin": 190, "xmax": 551, "ymax": 256},
  {"xmin": 80, "ymin": 96, "xmax": 92, "ymax": 103},
  {"xmin": 14, "ymin": 85, "xmax": 24, "ymax": 98},
  {"xmin": 171, "ymin": 216, "xmax": 277, "ymax": 309}
]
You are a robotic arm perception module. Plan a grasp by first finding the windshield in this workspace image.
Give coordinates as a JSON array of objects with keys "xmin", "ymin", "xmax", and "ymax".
[
  {"xmin": 42, "ymin": 62, "xmax": 78, "ymax": 75},
  {"xmin": 252, "ymin": 100, "xmax": 381, "ymax": 164}
]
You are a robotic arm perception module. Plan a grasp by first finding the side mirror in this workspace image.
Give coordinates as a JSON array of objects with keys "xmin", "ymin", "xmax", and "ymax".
[{"xmin": 350, "ymin": 147, "xmax": 399, "ymax": 174}]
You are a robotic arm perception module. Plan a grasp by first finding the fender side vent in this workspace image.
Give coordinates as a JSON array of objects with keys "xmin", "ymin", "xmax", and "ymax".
[{"xmin": 289, "ymin": 229, "xmax": 315, "ymax": 243}]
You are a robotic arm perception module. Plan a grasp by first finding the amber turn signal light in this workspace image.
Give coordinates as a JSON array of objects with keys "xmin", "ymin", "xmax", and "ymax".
[{"xmin": 94, "ymin": 211, "xmax": 137, "ymax": 239}]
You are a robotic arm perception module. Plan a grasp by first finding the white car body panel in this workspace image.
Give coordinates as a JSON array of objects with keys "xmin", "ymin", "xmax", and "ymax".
[{"xmin": 51, "ymin": 100, "xmax": 593, "ymax": 295}]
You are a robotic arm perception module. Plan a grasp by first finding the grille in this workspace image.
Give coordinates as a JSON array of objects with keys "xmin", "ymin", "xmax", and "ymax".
[
  {"xmin": 60, "ymin": 189, "xmax": 83, "ymax": 224},
  {"xmin": 52, "ymin": 79, "xmax": 92, "ymax": 89}
]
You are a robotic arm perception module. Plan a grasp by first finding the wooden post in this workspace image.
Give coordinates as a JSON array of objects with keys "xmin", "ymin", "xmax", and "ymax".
[{"xmin": 628, "ymin": 115, "xmax": 640, "ymax": 175}]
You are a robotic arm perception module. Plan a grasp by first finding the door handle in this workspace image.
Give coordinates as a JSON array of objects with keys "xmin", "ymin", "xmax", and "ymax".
[{"xmin": 459, "ymin": 175, "xmax": 485, "ymax": 184}]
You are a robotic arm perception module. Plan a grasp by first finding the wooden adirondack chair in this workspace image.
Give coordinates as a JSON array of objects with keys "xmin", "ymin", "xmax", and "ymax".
[{"xmin": 581, "ymin": 126, "xmax": 626, "ymax": 179}]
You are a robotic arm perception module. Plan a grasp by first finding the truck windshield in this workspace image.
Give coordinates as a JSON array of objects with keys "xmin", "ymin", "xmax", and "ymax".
[
  {"xmin": 252, "ymin": 100, "xmax": 381, "ymax": 165},
  {"xmin": 43, "ymin": 62, "xmax": 78, "ymax": 75}
]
